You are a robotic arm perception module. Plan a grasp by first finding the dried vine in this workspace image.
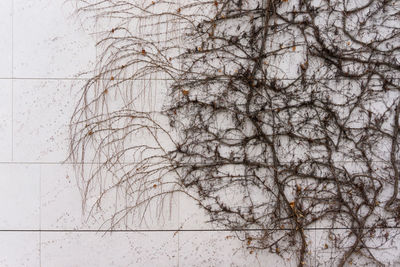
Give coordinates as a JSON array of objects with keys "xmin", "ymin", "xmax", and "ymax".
[{"xmin": 70, "ymin": 0, "xmax": 400, "ymax": 266}]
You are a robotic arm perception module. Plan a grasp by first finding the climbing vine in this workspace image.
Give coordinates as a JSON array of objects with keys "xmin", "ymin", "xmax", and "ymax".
[{"xmin": 70, "ymin": 0, "xmax": 400, "ymax": 266}]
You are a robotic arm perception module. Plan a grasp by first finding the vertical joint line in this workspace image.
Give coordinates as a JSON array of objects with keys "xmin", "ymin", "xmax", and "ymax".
[
  {"xmin": 11, "ymin": 0, "xmax": 14, "ymax": 162},
  {"xmin": 39, "ymin": 165, "xmax": 42, "ymax": 267}
]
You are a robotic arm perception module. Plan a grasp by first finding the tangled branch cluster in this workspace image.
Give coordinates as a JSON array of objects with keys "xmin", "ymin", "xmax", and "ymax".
[{"xmin": 70, "ymin": 0, "xmax": 400, "ymax": 266}]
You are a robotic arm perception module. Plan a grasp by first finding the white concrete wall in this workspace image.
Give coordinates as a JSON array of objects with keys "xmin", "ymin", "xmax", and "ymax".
[{"xmin": 0, "ymin": 1, "xmax": 398, "ymax": 266}]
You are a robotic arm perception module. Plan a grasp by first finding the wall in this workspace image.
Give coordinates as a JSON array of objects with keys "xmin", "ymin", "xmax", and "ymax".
[{"xmin": 0, "ymin": 0, "xmax": 398, "ymax": 266}]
